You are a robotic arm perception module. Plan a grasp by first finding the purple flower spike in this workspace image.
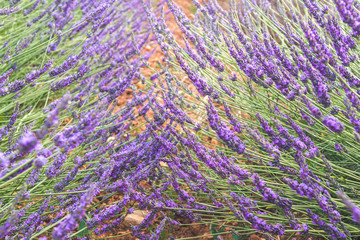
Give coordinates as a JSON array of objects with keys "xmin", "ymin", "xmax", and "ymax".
[
  {"xmin": 17, "ymin": 132, "xmax": 38, "ymax": 153},
  {"xmin": 322, "ymin": 115, "xmax": 345, "ymax": 133},
  {"xmin": 338, "ymin": 192, "xmax": 360, "ymax": 223},
  {"xmin": 206, "ymin": 100, "xmax": 245, "ymax": 154},
  {"xmin": 334, "ymin": 0, "xmax": 360, "ymax": 36},
  {"xmin": 34, "ymin": 155, "xmax": 47, "ymax": 169}
]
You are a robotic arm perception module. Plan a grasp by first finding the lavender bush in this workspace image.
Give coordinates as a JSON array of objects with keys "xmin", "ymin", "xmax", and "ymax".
[
  {"xmin": 0, "ymin": 0, "xmax": 162, "ymax": 238},
  {"xmin": 1, "ymin": 0, "xmax": 360, "ymax": 239},
  {"xmin": 142, "ymin": 0, "xmax": 360, "ymax": 238}
]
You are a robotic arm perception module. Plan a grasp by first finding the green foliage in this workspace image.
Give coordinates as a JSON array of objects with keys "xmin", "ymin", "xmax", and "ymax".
[
  {"xmin": 78, "ymin": 219, "xmax": 89, "ymax": 238},
  {"xmin": 210, "ymin": 223, "xmax": 225, "ymax": 240}
]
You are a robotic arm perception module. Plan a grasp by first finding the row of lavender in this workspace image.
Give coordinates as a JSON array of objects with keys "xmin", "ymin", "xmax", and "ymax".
[
  {"xmin": 0, "ymin": 0, "xmax": 167, "ymax": 239},
  {"xmin": 1, "ymin": 0, "xmax": 360, "ymax": 239},
  {"xmin": 143, "ymin": 0, "xmax": 360, "ymax": 239}
]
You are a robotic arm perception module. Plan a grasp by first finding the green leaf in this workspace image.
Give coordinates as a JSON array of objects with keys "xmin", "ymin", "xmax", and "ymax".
[
  {"xmin": 210, "ymin": 224, "xmax": 224, "ymax": 240},
  {"xmin": 232, "ymin": 232, "xmax": 242, "ymax": 240},
  {"xmin": 210, "ymin": 224, "xmax": 217, "ymax": 240},
  {"xmin": 148, "ymin": 224, "xmax": 154, "ymax": 231},
  {"xmin": 78, "ymin": 219, "xmax": 89, "ymax": 238},
  {"xmin": 159, "ymin": 230, "xmax": 169, "ymax": 240},
  {"xmin": 266, "ymin": 206, "xmax": 275, "ymax": 209},
  {"xmin": 306, "ymin": 159, "xmax": 317, "ymax": 168},
  {"xmin": 341, "ymin": 176, "xmax": 346, "ymax": 183}
]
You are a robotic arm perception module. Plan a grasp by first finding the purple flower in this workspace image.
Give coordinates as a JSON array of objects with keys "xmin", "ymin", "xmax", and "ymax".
[
  {"xmin": 17, "ymin": 132, "xmax": 38, "ymax": 153},
  {"xmin": 206, "ymin": 100, "xmax": 245, "ymax": 154},
  {"xmin": 0, "ymin": 7, "xmax": 18, "ymax": 15},
  {"xmin": 307, "ymin": 209, "xmax": 346, "ymax": 239},
  {"xmin": 330, "ymin": 106, "xmax": 339, "ymax": 115},
  {"xmin": 23, "ymin": 0, "xmax": 39, "ymax": 16},
  {"xmin": 224, "ymin": 102, "xmax": 242, "ymax": 133},
  {"xmin": 334, "ymin": 0, "xmax": 360, "ymax": 36},
  {"xmin": 25, "ymin": 60, "xmax": 53, "ymax": 83},
  {"xmin": 49, "ymin": 55, "xmax": 79, "ymax": 77},
  {"xmin": 34, "ymin": 155, "xmax": 47, "ymax": 169},
  {"xmin": 52, "ymin": 215, "xmax": 77, "ymax": 240},
  {"xmin": 322, "ymin": 115, "xmax": 345, "ymax": 133},
  {"xmin": 0, "ymin": 152, "xmax": 9, "ymax": 177},
  {"xmin": 334, "ymin": 143, "xmax": 343, "ymax": 152},
  {"xmin": 353, "ymin": 207, "xmax": 360, "ymax": 222},
  {"xmin": 338, "ymin": 192, "xmax": 360, "ymax": 223}
]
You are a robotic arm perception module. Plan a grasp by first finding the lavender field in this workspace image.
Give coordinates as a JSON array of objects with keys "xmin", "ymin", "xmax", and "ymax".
[{"xmin": 0, "ymin": 0, "xmax": 360, "ymax": 239}]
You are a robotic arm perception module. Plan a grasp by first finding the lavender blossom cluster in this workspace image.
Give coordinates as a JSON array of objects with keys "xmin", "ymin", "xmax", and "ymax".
[
  {"xmin": 142, "ymin": 0, "xmax": 360, "ymax": 238},
  {"xmin": 0, "ymin": 0, "xmax": 178, "ymax": 239},
  {"xmin": 1, "ymin": 0, "xmax": 360, "ymax": 239}
]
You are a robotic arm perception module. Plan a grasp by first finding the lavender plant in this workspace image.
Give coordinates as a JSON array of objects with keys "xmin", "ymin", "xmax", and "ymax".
[
  {"xmin": 141, "ymin": 0, "xmax": 360, "ymax": 238},
  {"xmin": 0, "ymin": 0, "xmax": 171, "ymax": 238},
  {"xmin": 3, "ymin": 0, "xmax": 360, "ymax": 239}
]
